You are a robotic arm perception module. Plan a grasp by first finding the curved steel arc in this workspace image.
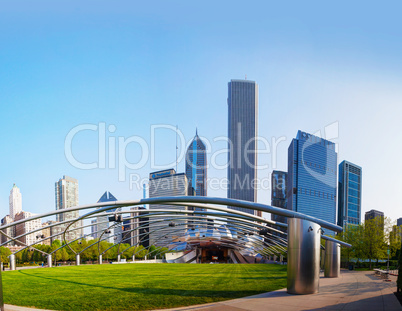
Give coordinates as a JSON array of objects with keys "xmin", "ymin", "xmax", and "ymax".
[
  {"xmin": 113, "ymin": 217, "xmax": 279, "ymax": 257},
  {"xmin": 139, "ymin": 197, "xmax": 343, "ymax": 232},
  {"xmin": 71, "ymin": 208, "xmax": 287, "ymax": 257},
  {"xmin": 120, "ymin": 219, "xmax": 282, "ymax": 258}
]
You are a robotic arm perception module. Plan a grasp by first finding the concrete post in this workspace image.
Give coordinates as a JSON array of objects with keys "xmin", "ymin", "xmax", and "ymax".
[
  {"xmin": 117, "ymin": 254, "xmax": 121, "ymax": 262},
  {"xmin": 287, "ymin": 218, "xmax": 321, "ymax": 294},
  {"xmin": 9, "ymin": 254, "xmax": 16, "ymax": 271},
  {"xmin": 76, "ymin": 254, "xmax": 80, "ymax": 266},
  {"xmin": 47, "ymin": 255, "xmax": 52, "ymax": 268},
  {"xmin": 324, "ymin": 240, "xmax": 340, "ymax": 278},
  {"xmin": 99, "ymin": 255, "xmax": 102, "ymax": 264}
]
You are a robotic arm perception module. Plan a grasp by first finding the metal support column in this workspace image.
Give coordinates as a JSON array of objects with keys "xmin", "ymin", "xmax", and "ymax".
[
  {"xmin": 117, "ymin": 254, "xmax": 121, "ymax": 262},
  {"xmin": 9, "ymin": 255, "xmax": 16, "ymax": 271},
  {"xmin": 287, "ymin": 218, "xmax": 321, "ymax": 294},
  {"xmin": 132, "ymin": 255, "xmax": 135, "ymax": 262},
  {"xmin": 47, "ymin": 255, "xmax": 52, "ymax": 268},
  {"xmin": 324, "ymin": 240, "xmax": 340, "ymax": 278},
  {"xmin": 99, "ymin": 255, "xmax": 102, "ymax": 264},
  {"xmin": 76, "ymin": 254, "xmax": 80, "ymax": 266}
]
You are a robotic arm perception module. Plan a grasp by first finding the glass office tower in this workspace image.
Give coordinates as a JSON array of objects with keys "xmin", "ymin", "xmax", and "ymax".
[
  {"xmin": 185, "ymin": 129, "xmax": 207, "ymax": 197},
  {"xmin": 338, "ymin": 160, "xmax": 362, "ymax": 227},
  {"xmin": 95, "ymin": 191, "xmax": 121, "ymax": 243},
  {"xmin": 287, "ymin": 131, "xmax": 337, "ymax": 234},
  {"xmin": 227, "ymin": 79, "xmax": 259, "ymax": 216}
]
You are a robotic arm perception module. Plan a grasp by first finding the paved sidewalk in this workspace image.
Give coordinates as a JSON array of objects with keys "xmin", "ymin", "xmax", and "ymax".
[{"xmin": 162, "ymin": 270, "xmax": 402, "ymax": 311}]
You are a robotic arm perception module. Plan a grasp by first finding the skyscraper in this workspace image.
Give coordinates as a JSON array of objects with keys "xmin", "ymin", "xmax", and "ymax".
[
  {"xmin": 287, "ymin": 131, "xmax": 337, "ymax": 234},
  {"xmin": 185, "ymin": 129, "xmax": 207, "ymax": 197},
  {"xmin": 397, "ymin": 218, "xmax": 402, "ymax": 227},
  {"xmin": 271, "ymin": 170, "xmax": 287, "ymax": 224},
  {"xmin": 95, "ymin": 191, "xmax": 120, "ymax": 243},
  {"xmin": 338, "ymin": 160, "xmax": 362, "ymax": 227},
  {"xmin": 227, "ymin": 79, "xmax": 259, "ymax": 216},
  {"xmin": 186, "ymin": 129, "xmax": 207, "ymax": 219},
  {"xmin": 9, "ymin": 184, "xmax": 22, "ymax": 220},
  {"xmin": 148, "ymin": 169, "xmax": 189, "ymax": 246},
  {"xmin": 55, "ymin": 175, "xmax": 82, "ymax": 241}
]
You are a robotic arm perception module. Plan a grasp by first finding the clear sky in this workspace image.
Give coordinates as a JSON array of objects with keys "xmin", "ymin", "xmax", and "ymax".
[{"xmin": 0, "ymin": 1, "xmax": 401, "ymax": 222}]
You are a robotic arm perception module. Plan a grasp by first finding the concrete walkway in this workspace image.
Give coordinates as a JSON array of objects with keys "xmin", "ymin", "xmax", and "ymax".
[{"xmin": 162, "ymin": 270, "xmax": 402, "ymax": 311}]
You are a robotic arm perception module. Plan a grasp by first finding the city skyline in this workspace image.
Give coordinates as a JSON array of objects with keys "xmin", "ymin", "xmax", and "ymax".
[{"xmin": 0, "ymin": 1, "xmax": 401, "ymax": 223}]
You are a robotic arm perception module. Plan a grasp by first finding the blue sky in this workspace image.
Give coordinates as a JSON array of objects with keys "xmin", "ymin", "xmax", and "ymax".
[{"xmin": 1, "ymin": 1, "xmax": 401, "ymax": 222}]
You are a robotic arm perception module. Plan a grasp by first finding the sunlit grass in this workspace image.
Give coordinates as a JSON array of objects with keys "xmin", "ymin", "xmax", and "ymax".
[{"xmin": 2, "ymin": 263, "xmax": 287, "ymax": 311}]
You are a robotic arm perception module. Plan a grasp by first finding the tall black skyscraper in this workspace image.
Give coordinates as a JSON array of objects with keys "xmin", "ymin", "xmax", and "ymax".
[
  {"xmin": 227, "ymin": 79, "xmax": 259, "ymax": 216},
  {"xmin": 271, "ymin": 170, "xmax": 287, "ymax": 223}
]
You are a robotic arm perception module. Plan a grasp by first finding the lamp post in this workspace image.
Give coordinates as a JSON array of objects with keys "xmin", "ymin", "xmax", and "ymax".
[{"xmin": 387, "ymin": 244, "xmax": 390, "ymax": 280}]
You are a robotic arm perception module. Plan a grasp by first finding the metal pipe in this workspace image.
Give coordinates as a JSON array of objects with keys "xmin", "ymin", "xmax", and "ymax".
[
  {"xmin": 287, "ymin": 218, "xmax": 321, "ymax": 294},
  {"xmin": 9, "ymin": 255, "xmax": 16, "ymax": 271},
  {"xmin": 47, "ymin": 255, "xmax": 52, "ymax": 268},
  {"xmin": 324, "ymin": 240, "xmax": 340, "ymax": 278}
]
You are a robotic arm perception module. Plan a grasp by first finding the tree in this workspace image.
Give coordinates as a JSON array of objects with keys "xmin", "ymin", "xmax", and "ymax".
[
  {"xmin": 363, "ymin": 218, "xmax": 387, "ymax": 269},
  {"xmin": 0, "ymin": 247, "xmax": 11, "ymax": 264}
]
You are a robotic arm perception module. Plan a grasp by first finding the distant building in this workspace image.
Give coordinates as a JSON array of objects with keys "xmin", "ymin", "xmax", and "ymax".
[
  {"xmin": 287, "ymin": 130, "xmax": 337, "ymax": 234},
  {"xmin": 148, "ymin": 169, "xmax": 189, "ymax": 246},
  {"xmin": 227, "ymin": 79, "xmax": 260, "ymax": 216},
  {"xmin": 338, "ymin": 161, "xmax": 362, "ymax": 227},
  {"xmin": 1, "ymin": 215, "xmax": 14, "ymax": 246},
  {"xmin": 365, "ymin": 209, "xmax": 384, "ymax": 221},
  {"xmin": 397, "ymin": 218, "xmax": 402, "ymax": 227},
  {"xmin": 128, "ymin": 206, "xmax": 149, "ymax": 248},
  {"xmin": 41, "ymin": 220, "xmax": 58, "ymax": 244},
  {"xmin": 9, "ymin": 184, "xmax": 22, "ymax": 220},
  {"xmin": 91, "ymin": 219, "xmax": 97, "ymax": 239},
  {"xmin": 14, "ymin": 211, "xmax": 42, "ymax": 246},
  {"xmin": 95, "ymin": 191, "xmax": 120, "ymax": 243},
  {"xmin": 271, "ymin": 170, "xmax": 287, "ymax": 224},
  {"xmin": 55, "ymin": 175, "xmax": 82, "ymax": 241},
  {"xmin": 185, "ymin": 129, "xmax": 207, "ymax": 200}
]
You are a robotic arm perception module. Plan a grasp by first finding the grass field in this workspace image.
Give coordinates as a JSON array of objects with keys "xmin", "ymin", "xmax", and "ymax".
[{"xmin": 2, "ymin": 263, "xmax": 287, "ymax": 311}]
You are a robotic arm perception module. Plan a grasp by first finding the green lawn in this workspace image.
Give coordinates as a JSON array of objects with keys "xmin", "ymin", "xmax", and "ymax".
[{"xmin": 2, "ymin": 263, "xmax": 287, "ymax": 311}]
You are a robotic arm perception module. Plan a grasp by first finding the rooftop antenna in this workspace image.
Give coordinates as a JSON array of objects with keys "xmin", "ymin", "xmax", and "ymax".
[
  {"xmin": 245, "ymin": 74, "xmax": 247, "ymax": 80},
  {"xmin": 176, "ymin": 125, "xmax": 178, "ymax": 172}
]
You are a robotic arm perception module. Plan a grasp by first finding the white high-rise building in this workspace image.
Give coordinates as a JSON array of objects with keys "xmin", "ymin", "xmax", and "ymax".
[
  {"xmin": 9, "ymin": 184, "xmax": 22, "ymax": 220},
  {"xmin": 55, "ymin": 175, "xmax": 82, "ymax": 241}
]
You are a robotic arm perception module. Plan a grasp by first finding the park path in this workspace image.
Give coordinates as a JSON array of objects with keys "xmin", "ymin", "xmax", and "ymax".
[{"xmin": 163, "ymin": 270, "xmax": 402, "ymax": 311}]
